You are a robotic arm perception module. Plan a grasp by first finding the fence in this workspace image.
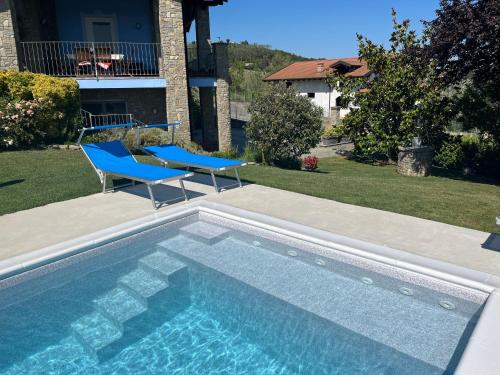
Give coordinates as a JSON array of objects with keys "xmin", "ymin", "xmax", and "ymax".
[
  {"xmin": 81, "ymin": 109, "xmax": 134, "ymax": 128},
  {"xmin": 20, "ymin": 41, "xmax": 160, "ymax": 78}
]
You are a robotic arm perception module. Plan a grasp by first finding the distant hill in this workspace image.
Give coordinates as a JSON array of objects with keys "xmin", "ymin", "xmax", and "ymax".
[{"xmin": 228, "ymin": 41, "xmax": 311, "ymax": 102}]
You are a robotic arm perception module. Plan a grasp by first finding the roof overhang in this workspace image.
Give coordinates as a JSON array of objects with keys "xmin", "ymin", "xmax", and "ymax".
[{"xmin": 184, "ymin": 0, "xmax": 228, "ymax": 32}]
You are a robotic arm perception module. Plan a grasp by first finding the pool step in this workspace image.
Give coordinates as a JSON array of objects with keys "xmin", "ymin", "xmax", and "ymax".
[
  {"xmin": 118, "ymin": 268, "xmax": 169, "ymax": 305},
  {"xmin": 94, "ymin": 287, "xmax": 147, "ymax": 327},
  {"xmin": 71, "ymin": 252, "xmax": 188, "ymax": 362},
  {"xmin": 178, "ymin": 221, "xmax": 230, "ymax": 245},
  {"xmin": 139, "ymin": 251, "xmax": 188, "ymax": 286},
  {"xmin": 71, "ymin": 312, "xmax": 122, "ymax": 358}
]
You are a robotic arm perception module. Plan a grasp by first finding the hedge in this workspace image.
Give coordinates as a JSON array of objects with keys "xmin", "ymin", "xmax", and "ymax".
[{"xmin": 0, "ymin": 71, "xmax": 81, "ymax": 149}]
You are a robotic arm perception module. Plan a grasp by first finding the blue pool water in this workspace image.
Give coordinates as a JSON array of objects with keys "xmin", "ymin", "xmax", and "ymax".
[{"xmin": 0, "ymin": 216, "xmax": 486, "ymax": 374}]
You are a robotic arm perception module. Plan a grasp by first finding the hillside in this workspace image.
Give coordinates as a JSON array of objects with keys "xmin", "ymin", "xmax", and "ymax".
[{"xmin": 228, "ymin": 41, "xmax": 311, "ymax": 102}]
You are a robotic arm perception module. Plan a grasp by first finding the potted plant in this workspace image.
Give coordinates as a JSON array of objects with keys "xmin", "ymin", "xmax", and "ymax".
[{"xmin": 321, "ymin": 124, "xmax": 345, "ymax": 146}]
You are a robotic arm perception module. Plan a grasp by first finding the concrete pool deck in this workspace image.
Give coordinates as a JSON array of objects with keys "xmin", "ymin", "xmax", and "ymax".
[{"xmin": 1, "ymin": 175, "xmax": 499, "ymax": 276}]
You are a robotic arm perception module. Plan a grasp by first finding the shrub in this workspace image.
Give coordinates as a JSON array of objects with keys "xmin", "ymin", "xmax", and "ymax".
[
  {"xmin": 212, "ymin": 147, "xmax": 240, "ymax": 160},
  {"xmin": 0, "ymin": 98, "xmax": 62, "ymax": 149},
  {"xmin": 31, "ymin": 74, "xmax": 81, "ymax": 141},
  {"xmin": 242, "ymin": 144, "xmax": 262, "ymax": 163},
  {"xmin": 0, "ymin": 71, "xmax": 80, "ymax": 148},
  {"xmin": 322, "ymin": 124, "xmax": 345, "ymax": 139},
  {"xmin": 246, "ymin": 82, "xmax": 323, "ymax": 166},
  {"xmin": 303, "ymin": 155, "xmax": 319, "ymax": 171},
  {"xmin": 434, "ymin": 133, "xmax": 500, "ymax": 178},
  {"xmin": 434, "ymin": 137, "xmax": 464, "ymax": 170}
]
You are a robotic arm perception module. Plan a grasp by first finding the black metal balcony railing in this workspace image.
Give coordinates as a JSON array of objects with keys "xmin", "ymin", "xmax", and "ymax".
[
  {"xmin": 186, "ymin": 44, "xmax": 215, "ymax": 76},
  {"xmin": 20, "ymin": 41, "xmax": 160, "ymax": 78}
]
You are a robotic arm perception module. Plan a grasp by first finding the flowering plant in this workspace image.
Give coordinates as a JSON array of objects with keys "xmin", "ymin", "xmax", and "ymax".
[
  {"xmin": 0, "ymin": 98, "xmax": 61, "ymax": 149},
  {"xmin": 303, "ymin": 155, "xmax": 319, "ymax": 171}
]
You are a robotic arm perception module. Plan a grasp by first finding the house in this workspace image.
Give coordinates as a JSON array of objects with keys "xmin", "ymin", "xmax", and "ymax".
[
  {"xmin": 0, "ymin": 0, "xmax": 231, "ymax": 150},
  {"xmin": 264, "ymin": 58, "xmax": 370, "ymax": 123}
]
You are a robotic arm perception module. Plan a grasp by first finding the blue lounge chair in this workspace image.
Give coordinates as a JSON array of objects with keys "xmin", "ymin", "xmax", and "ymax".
[
  {"xmin": 78, "ymin": 124, "xmax": 193, "ymax": 209},
  {"xmin": 137, "ymin": 123, "xmax": 246, "ymax": 193}
]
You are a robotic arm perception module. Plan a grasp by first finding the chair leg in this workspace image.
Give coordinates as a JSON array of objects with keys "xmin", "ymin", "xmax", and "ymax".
[
  {"xmin": 146, "ymin": 184, "xmax": 158, "ymax": 210},
  {"xmin": 179, "ymin": 180, "xmax": 188, "ymax": 201},
  {"xmin": 210, "ymin": 172, "xmax": 220, "ymax": 193},
  {"xmin": 235, "ymin": 169, "xmax": 242, "ymax": 188},
  {"xmin": 102, "ymin": 173, "xmax": 107, "ymax": 194}
]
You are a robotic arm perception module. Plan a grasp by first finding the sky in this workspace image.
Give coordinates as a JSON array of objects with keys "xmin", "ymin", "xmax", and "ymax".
[{"xmin": 203, "ymin": 0, "xmax": 441, "ymax": 58}]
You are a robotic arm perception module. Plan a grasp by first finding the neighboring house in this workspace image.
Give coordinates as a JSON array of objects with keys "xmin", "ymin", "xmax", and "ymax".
[
  {"xmin": 0, "ymin": 0, "xmax": 231, "ymax": 150},
  {"xmin": 264, "ymin": 58, "xmax": 371, "ymax": 122}
]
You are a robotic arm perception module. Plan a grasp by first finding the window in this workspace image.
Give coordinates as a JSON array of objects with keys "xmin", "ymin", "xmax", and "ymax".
[
  {"xmin": 82, "ymin": 101, "xmax": 127, "ymax": 115},
  {"xmin": 307, "ymin": 93, "xmax": 315, "ymax": 98}
]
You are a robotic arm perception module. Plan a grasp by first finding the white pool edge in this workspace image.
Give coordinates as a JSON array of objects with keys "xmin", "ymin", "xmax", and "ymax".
[{"xmin": 1, "ymin": 199, "xmax": 498, "ymax": 373}]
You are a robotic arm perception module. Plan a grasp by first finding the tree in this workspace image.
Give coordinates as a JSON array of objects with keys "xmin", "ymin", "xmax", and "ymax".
[
  {"xmin": 424, "ymin": 0, "xmax": 500, "ymax": 141},
  {"xmin": 328, "ymin": 11, "xmax": 453, "ymax": 160},
  {"xmin": 246, "ymin": 83, "xmax": 323, "ymax": 166}
]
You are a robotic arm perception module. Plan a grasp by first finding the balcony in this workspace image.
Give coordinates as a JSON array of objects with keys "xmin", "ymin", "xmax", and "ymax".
[
  {"xmin": 20, "ymin": 41, "xmax": 161, "ymax": 79},
  {"xmin": 186, "ymin": 44, "xmax": 215, "ymax": 77}
]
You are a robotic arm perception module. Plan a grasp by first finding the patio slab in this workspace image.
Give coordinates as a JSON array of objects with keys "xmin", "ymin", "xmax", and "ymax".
[{"xmin": 0, "ymin": 176, "xmax": 498, "ymax": 276}]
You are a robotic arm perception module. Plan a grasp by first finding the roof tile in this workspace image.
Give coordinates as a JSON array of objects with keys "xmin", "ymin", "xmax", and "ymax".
[{"xmin": 264, "ymin": 58, "xmax": 369, "ymax": 81}]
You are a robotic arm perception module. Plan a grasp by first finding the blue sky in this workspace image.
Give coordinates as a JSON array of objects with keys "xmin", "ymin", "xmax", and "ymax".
[{"xmin": 202, "ymin": 0, "xmax": 440, "ymax": 58}]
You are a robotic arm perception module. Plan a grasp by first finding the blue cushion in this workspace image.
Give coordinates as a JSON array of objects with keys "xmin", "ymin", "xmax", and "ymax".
[
  {"xmin": 82, "ymin": 141, "xmax": 188, "ymax": 181},
  {"xmin": 144, "ymin": 145, "xmax": 244, "ymax": 169}
]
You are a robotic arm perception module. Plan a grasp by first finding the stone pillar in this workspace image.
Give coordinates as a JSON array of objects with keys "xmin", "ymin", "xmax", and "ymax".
[
  {"xmin": 397, "ymin": 146, "xmax": 434, "ymax": 177},
  {"xmin": 195, "ymin": 6, "xmax": 211, "ymax": 72},
  {"xmin": 214, "ymin": 42, "xmax": 231, "ymax": 151},
  {"xmin": 0, "ymin": 0, "xmax": 20, "ymax": 71},
  {"xmin": 195, "ymin": 6, "xmax": 217, "ymax": 149},
  {"xmin": 158, "ymin": 0, "xmax": 191, "ymax": 142}
]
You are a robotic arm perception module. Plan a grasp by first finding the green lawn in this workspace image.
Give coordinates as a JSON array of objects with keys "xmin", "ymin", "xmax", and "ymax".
[{"xmin": 1, "ymin": 149, "xmax": 499, "ymax": 233}]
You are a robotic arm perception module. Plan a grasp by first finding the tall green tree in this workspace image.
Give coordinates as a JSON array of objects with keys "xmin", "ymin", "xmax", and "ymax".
[
  {"xmin": 424, "ymin": 0, "xmax": 500, "ymax": 141},
  {"xmin": 328, "ymin": 11, "xmax": 453, "ymax": 160}
]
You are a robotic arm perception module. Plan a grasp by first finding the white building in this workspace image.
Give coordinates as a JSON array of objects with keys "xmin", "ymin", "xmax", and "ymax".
[{"xmin": 264, "ymin": 58, "xmax": 370, "ymax": 120}]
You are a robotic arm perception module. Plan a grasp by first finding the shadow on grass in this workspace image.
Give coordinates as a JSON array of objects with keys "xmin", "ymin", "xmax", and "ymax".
[
  {"xmin": 0, "ymin": 179, "xmax": 24, "ymax": 188},
  {"xmin": 430, "ymin": 167, "xmax": 500, "ymax": 186},
  {"xmin": 340, "ymin": 151, "xmax": 500, "ymax": 186}
]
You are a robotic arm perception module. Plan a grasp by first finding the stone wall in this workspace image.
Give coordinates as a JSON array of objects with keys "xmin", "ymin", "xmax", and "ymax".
[
  {"xmin": 214, "ymin": 42, "xmax": 232, "ymax": 151},
  {"xmin": 158, "ymin": 0, "xmax": 191, "ymax": 141},
  {"xmin": 80, "ymin": 89, "xmax": 167, "ymax": 125},
  {"xmin": 0, "ymin": 0, "xmax": 19, "ymax": 70},
  {"xmin": 397, "ymin": 146, "xmax": 434, "ymax": 177}
]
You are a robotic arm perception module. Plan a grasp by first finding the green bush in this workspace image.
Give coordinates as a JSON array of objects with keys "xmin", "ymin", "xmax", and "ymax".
[
  {"xmin": 0, "ymin": 71, "xmax": 80, "ymax": 149},
  {"xmin": 211, "ymin": 147, "xmax": 240, "ymax": 160},
  {"xmin": 246, "ymin": 82, "xmax": 323, "ymax": 166},
  {"xmin": 322, "ymin": 124, "xmax": 345, "ymax": 139},
  {"xmin": 434, "ymin": 134, "xmax": 500, "ymax": 178},
  {"xmin": 242, "ymin": 144, "xmax": 262, "ymax": 163},
  {"xmin": 434, "ymin": 137, "xmax": 464, "ymax": 170}
]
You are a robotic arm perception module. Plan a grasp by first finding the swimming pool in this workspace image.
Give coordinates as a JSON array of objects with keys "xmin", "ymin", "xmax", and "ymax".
[{"xmin": 0, "ymin": 201, "xmax": 498, "ymax": 374}]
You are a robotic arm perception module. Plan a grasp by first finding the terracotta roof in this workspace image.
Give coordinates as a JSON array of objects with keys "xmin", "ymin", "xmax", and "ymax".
[{"xmin": 264, "ymin": 58, "xmax": 370, "ymax": 81}]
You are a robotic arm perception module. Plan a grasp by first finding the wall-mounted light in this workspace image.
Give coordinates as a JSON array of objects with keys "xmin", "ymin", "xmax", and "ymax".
[
  {"xmin": 152, "ymin": 107, "xmax": 158, "ymax": 114},
  {"xmin": 136, "ymin": 22, "xmax": 142, "ymax": 30}
]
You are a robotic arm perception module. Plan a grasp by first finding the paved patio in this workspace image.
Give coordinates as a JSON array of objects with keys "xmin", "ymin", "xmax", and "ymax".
[{"xmin": 1, "ymin": 175, "xmax": 499, "ymax": 276}]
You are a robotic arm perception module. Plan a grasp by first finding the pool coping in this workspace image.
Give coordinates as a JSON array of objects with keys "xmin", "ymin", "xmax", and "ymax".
[{"xmin": 0, "ymin": 200, "xmax": 498, "ymax": 373}]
